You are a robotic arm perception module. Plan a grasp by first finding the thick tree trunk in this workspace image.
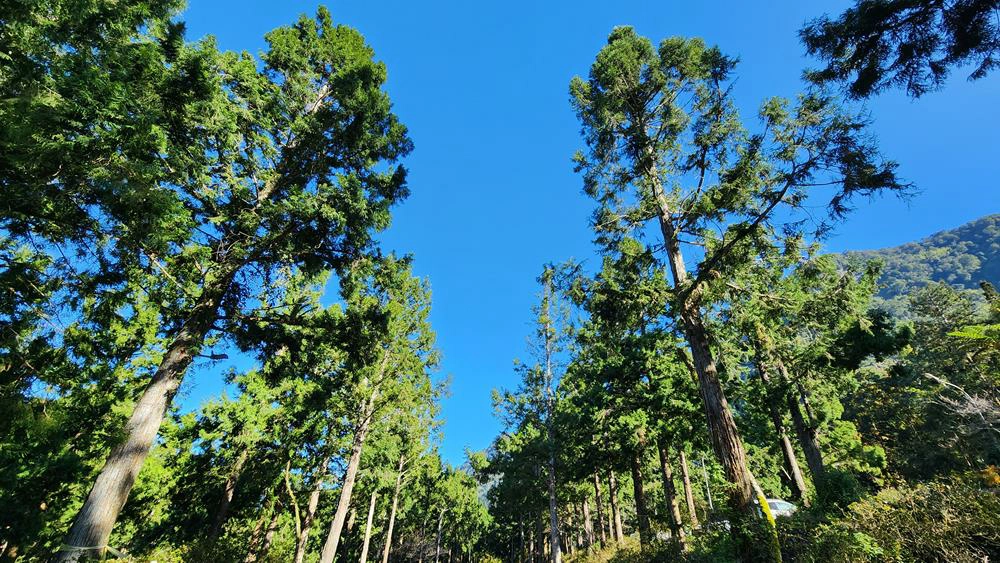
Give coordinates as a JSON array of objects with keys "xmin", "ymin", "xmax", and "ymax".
[
  {"xmin": 649, "ymin": 162, "xmax": 777, "ymax": 561},
  {"xmin": 678, "ymin": 450, "xmax": 699, "ymax": 529},
  {"xmin": 630, "ymin": 453, "xmax": 651, "ymax": 547},
  {"xmin": 608, "ymin": 470, "xmax": 624, "ymax": 542},
  {"xmin": 658, "ymin": 444, "xmax": 686, "ymax": 547},
  {"xmin": 582, "ymin": 498, "xmax": 594, "ymax": 547},
  {"xmin": 592, "ymin": 472, "xmax": 607, "ymax": 545},
  {"xmin": 319, "ymin": 391, "xmax": 378, "ymax": 563},
  {"xmin": 380, "ymin": 455, "xmax": 405, "ymax": 563},
  {"xmin": 360, "ymin": 489, "xmax": 378, "ymax": 563},
  {"xmin": 57, "ymin": 283, "xmax": 227, "ymax": 561}
]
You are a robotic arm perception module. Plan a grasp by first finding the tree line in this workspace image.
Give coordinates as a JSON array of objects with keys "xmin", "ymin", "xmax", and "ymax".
[
  {"xmin": 2, "ymin": 0, "xmax": 999, "ymax": 561},
  {"xmin": 476, "ymin": 1, "xmax": 999, "ymax": 562}
]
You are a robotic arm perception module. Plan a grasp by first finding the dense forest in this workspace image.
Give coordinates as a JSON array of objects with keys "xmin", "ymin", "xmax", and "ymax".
[{"xmin": 0, "ymin": 1, "xmax": 997, "ymax": 562}]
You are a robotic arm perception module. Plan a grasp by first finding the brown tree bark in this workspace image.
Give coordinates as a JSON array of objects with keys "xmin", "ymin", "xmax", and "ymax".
[
  {"xmin": 244, "ymin": 495, "xmax": 278, "ymax": 563},
  {"xmin": 57, "ymin": 281, "xmax": 230, "ymax": 561},
  {"xmin": 776, "ymin": 362, "xmax": 826, "ymax": 480},
  {"xmin": 592, "ymin": 472, "xmax": 607, "ymax": 545},
  {"xmin": 647, "ymin": 151, "xmax": 776, "ymax": 561},
  {"xmin": 608, "ymin": 470, "xmax": 624, "ymax": 543},
  {"xmin": 630, "ymin": 453, "xmax": 652, "ymax": 547},
  {"xmin": 658, "ymin": 444, "xmax": 686, "ymax": 547},
  {"xmin": 292, "ymin": 453, "xmax": 333, "ymax": 563},
  {"xmin": 360, "ymin": 489, "xmax": 378, "ymax": 563},
  {"xmin": 678, "ymin": 450, "xmax": 699, "ymax": 529},
  {"xmin": 755, "ymin": 354, "xmax": 811, "ymax": 505},
  {"xmin": 380, "ymin": 454, "xmax": 406, "ymax": 563},
  {"xmin": 582, "ymin": 498, "xmax": 594, "ymax": 547}
]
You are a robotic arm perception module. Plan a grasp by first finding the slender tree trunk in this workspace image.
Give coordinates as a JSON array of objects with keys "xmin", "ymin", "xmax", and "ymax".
[
  {"xmin": 244, "ymin": 495, "xmax": 278, "ymax": 563},
  {"xmin": 319, "ymin": 388, "xmax": 379, "ymax": 563},
  {"xmin": 678, "ymin": 451, "xmax": 699, "ymax": 529},
  {"xmin": 592, "ymin": 472, "xmax": 607, "ymax": 545},
  {"xmin": 535, "ymin": 518, "xmax": 544, "ymax": 562},
  {"xmin": 540, "ymin": 273, "xmax": 562, "ymax": 563},
  {"xmin": 608, "ymin": 470, "xmax": 624, "ymax": 543},
  {"xmin": 380, "ymin": 455, "xmax": 405, "ymax": 563},
  {"xmin": 658, "ymin": 444, "xmax": 685, "ymax": 547},
  {"xmin": 208, "ymin": 448, "xmax": 250, "ymax": 542},
  {"xmin": 434, "ymin": 507, "xmax": 445, "ymax": 563},
  {"xmin": 775, "ymin": 362, "xmax": 825, "ymax": 481},
  {"xmin": 246, "ymin": 502, "xmax": 281, "ymax": 563},
  {"xmin": 582, "ymin": 498, "xmax": 594, "ymax": 547},
  {"xmin": 648, "ymin": 162, "xmax": 776, "ymax": 561},
  {"xmin": 360, "ymin": 489, "xmax": 379, "ymax": 563},
  {"xmin": 630, "ymin": 453, "xmax": 651, "ymax": 547},
  {"xmin": 755, "ymin": 355, "xmax": 811, "ymax": 505},
  {"xmin": 294, "ymin": 453, "xmax": 333, "ymax": 563},
  {"xmin": 57, "ymin": 282, "xmax": 229, "ymax": 561}
]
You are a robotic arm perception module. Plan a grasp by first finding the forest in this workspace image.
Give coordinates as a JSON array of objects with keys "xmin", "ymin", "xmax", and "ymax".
[{"xmin": 0, "ymin": 0, "xmax": 997, "ymax": 562}]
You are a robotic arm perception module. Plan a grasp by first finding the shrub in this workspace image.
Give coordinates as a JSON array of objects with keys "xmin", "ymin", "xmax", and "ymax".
[{"xmin": 782, "ymin": 473, "xmax": 1000, "ymax": 562}]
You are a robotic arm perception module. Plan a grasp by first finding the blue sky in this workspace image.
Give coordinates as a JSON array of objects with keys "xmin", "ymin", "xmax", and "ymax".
[{"xmin": 179, "ymin": 0, "xmax": 1000, "ymax": 465}]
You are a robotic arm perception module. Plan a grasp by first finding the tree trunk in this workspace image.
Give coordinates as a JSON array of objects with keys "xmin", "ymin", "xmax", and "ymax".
[
  {"xmin": 434, "ymin": 507, "xmax": 445, "ymax": 563},
  {"xmin": 769, "ymin": 358, "xmax": 825, "ymax": 486},
  {"xmin": 57, "ymin": 283, "xmax": 227, "ymax": 561},
  {"xmin": 608, "ymin": 470, "xmax": 624, "ymax": 543},
  {"xmin": 630, "ymin": 453, "xmax": 651, "ymax": 547},
  {"xmin": 649, "ymin": 163, "xmax": 777, "ymax": 561},
  {"xmin": 592, "ymin": 472, "xmax": 607, "ymax": 545},
  {"xmin": 359, "ymin": 489, "xmax": 378, "ymax": 563},
  {"xmin": 678, "ymin": 450, "xmax": 699, "ymax": 529},
  {"xmin": 755, "ymin": 356, "xmax": 811, "ymax": 505},
  {"xmin": 246, "ymin": 502, "xmax": 281, "ymax": 563},
  {"xmin": 380, "ymin": 455, "xmax": 405, "ymax": 563},
  {"xmin": 208, "ymin": 448, "xmax": 250, "ymax": 542},
  {"xmin": 582, "ymin": 498, "xmax": 594, "ymax": 547},
  {"xmin": 541, "ymin": 274, "xmax": 562, "ymax": 563},
  {"xmin": 319, "ymin": 393, "xmax": 377, "ymax": 563},
  {"xmin": 294, "ymin": 453, "xmax": 333, "ymax": 563},
  {"xmin": 657, "ymin": 444, "xmax": 685, "ymax": 547},
  {"xmin": 244, "ymin": 495, "xmax": 278, "ymax": 563}
]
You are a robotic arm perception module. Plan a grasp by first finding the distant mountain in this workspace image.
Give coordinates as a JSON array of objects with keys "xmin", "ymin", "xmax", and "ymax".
[{"xmin": 837, "ymin": 214, "xmax": 1000, "ymax": 315}]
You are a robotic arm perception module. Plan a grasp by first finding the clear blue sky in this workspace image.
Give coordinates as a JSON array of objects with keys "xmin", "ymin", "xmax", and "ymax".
[{"xmin": 179, "ymin": 0, "xmax": 1000, "ymax": 465}]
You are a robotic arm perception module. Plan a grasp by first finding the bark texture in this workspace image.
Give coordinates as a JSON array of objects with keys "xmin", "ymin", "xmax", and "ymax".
[
  {"xmin": 57, "ymin": 283, "xmax": 227, "ymax": 561},
  {"xmin": 630, "ymin": 453, "xmax": 652, "ymax": 547},
  {"xmin": 658, "ymin": 444, "xmax": 686, "ymax": 546},
  {"xmin": 592, "ymin": 472, "xmax": 607, "ymax": 545},
  {"xmin": 608, "ymin": 471, "xmax": 624, "ymax": 542},
  {"xmin": 678, "ymin": 450, "xmax": 699, "ymax": 529},
  {"xmin": 319, "ymin": 390, "xmax": 378, "ymax": 563}
]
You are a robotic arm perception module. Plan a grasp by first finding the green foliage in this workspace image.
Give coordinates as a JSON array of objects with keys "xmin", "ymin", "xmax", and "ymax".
[
  {"xmin": 801, "ymin": 0, "xmax": 1000, "ymax": 98},
  {"xmin": 837, "ymin": 214, "xmax": 1000, "ymax": 316},
  {"xmin": 781, "ymin": 474, "xmax": 1000, "ymax": 562}
]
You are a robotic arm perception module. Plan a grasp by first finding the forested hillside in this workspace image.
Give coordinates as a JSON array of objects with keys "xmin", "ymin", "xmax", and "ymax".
[{"xmin": 839, "ymin": 214, "xmax": 1000, "ymax": 315}]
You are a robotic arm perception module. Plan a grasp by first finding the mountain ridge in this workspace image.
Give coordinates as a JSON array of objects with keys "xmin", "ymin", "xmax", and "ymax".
[{"xmin": 835, "ymin": 213, "xmax": 1000, "ymax": 314}]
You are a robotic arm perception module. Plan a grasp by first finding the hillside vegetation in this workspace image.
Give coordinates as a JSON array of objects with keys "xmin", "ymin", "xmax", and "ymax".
[{"xmin": 840, "ymin": 214, "xmax": 1000, "ymax": 314}]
